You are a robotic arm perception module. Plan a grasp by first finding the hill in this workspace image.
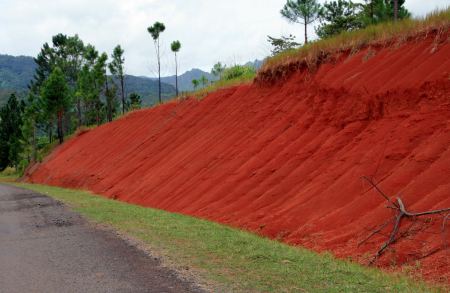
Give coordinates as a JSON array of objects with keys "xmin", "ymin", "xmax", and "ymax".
[
  {"xmin": 26, "ymin": 27, "xmax": 450, "ymax": 283},
  {"xmin": 160, "ymin": 61, "xmax": 263, "ymax": 92},
  {"xmin": 0, "ymin": 54, "xmax": 176, "ymax": 105},
  {"xmin": 159, "ymin": 68, "xmax": 216, "ymax": 92}
]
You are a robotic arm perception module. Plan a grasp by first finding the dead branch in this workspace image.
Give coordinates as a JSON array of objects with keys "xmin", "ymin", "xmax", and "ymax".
[{"xmin": 361, "ymin": 176, "xmax": 450, "ymax": 265}]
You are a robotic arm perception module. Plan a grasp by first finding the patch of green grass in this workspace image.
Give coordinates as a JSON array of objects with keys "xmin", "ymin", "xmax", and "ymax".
[
  {"xmin": 0, "ymin": 167, "xmax": 19, "ymax": 182},
  {"xmin": 5, "ymin": 182, "xmax": 445, "ymax": 292},
  {"xmin": 187, "ymin": 65, "xmax": 256, "ymax": 99}
]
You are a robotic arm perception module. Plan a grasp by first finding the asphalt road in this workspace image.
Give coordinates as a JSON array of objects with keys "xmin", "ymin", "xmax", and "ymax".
[{"xmin": 0, "ymin": 184, "xmax": 204, "ymax": 293}]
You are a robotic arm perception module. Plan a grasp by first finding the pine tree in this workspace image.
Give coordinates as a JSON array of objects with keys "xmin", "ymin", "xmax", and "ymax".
[{"xmin": 281, "ymin": 0, "xmax": 322, "ymax": 44}]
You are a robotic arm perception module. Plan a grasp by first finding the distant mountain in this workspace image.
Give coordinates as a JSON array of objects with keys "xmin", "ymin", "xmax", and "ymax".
[
  {"xmin": 0, "ymin": 54, "xmax": 264, "ymax": 105},
  {"xmin": 0, "ymin": 54, "xmax": 175, "ymax": 106},
  {"xmin": 0, "ymin": 54, "xmax": 35, "ymax": 89},
  {"xmin": 159, "ymin": 60, "xmax": 264, "ymax": 92},
  {"xmin": 159, "ymin": 68, "xmax": 217, "ymax": 92},
  {"xmin": 0, "ymin": 55, "xmax": 35, "ymax": 104},
  {"xmin": 244, "ymin": 59, "xmax": 264, "ymax": 70},
  {"xmin": 122, "ymin": 75, "xmax": 175, "ymax": 106}
]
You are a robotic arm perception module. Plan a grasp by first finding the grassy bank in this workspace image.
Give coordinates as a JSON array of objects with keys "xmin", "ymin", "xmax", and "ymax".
[{"xmin": 2, "ymin": 182, "xmax": 443, "ymax": 292}]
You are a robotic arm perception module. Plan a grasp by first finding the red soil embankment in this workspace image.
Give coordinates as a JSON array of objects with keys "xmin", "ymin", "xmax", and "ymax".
[{"xmin": 28, "ymin": 33, "xmax": 450, "ymax": 282}]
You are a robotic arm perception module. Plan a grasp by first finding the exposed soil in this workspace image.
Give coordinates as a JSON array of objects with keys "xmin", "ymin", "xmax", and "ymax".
[
  {"xmin": 27, "ymin": 32, "xmax": 450, "ymax": 283},
  {"xmin": 0, "ymin": 184, "xmax": 204, "ymax": 292}
]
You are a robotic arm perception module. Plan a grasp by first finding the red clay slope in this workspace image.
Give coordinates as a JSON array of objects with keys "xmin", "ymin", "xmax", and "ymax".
[{"xmin": 28, "ymin": 33, "xmax": 450, "ymax": 282}]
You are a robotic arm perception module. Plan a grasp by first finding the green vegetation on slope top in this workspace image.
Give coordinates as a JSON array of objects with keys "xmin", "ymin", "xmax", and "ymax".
[{"xmin": 260, "ymin": 7, "xmax": 450, "ymax": 77}]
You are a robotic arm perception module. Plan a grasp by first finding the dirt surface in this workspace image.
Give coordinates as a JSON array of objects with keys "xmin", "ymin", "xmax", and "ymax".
[
  {"xmin": 0, "ymin": 184, "xmax": 204, "ymax": 293},
  {"xmin": 26, "ymin": 31, "xmax": 450, "ymax": 282}
]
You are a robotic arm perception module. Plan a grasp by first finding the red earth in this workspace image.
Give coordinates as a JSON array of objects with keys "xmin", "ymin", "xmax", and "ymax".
[{"xmin": 27, "ymin": 32, "xmax": 450, "ymax": 283}]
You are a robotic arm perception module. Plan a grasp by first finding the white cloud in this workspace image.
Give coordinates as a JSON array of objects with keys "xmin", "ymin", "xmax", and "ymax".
[{"xmin": 1, "ymin": 0, "xmax": 448, "ymax": 76}]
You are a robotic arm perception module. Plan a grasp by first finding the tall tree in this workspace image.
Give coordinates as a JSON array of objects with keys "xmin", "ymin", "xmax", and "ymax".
[
  {"xmin": 21, "ymin": 93, "xmax": 44, "ymax": 163},
  {"xmin": 147, "ymin": 21, "xmax": 166, "ymax": 104},
  {"xmin": 170, "ymin": 40, "xmax": 181, "ymax": 96},
  {"xmin": 109, "ymin": 45, "xmax": 125, "ymax": 114},
  {"xmin": 0, "ymin": 94, "xmax": 25, "ymax": 170},
  {"xmin": 317, "ymin": 0, "xmax": 364, "ymax": 39},
  {"xmin": 211, "ymin": 62, "xmax": 226, "ymax": 79},
  {"xmin": 41, "ymin": 67, "xmax": 70, "ymax": 144},
  {"xmin": 281, "ymin": 0, "xmax": 322, "ymax": 44}
]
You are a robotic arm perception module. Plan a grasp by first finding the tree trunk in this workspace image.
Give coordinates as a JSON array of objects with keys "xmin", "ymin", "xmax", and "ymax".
[
  {"xmin": 48, "ymin": 120, "xmax": 53, "ymax": 143},
  {"xmin": 370, "ymin": 1, "xmax": 374, "ymax": 23},
  {"xmin": 304, "ymin": 21, "xmax": 308, "ymax": 44},
  {"xmin": 57, "ymin": 111, "xmax": 64, "ymax": 144},
  {"xmin": 32, "ymin": 119, "xmax": 37, "ymax": 162},
  {"xmin": 158, "ymin": 39, "xmax": 162, "ymax": 104},
  {"xmin": 393, "ymin": 0, "xmax": 398, "ymax": 21},
  {"xmin": 105, "ymin": 77, "xmax": 112, "ymax": 122},
  {"xmin": 175, "ymin": 53, "xmax": 178, "ymax": 97},
  {"xmin": 121, "ymin": 74, "xmax": 125, "ymax": 114},
  {"xmin": 77, "ymin": 98, "xmax": 82, "ymax": 127}
]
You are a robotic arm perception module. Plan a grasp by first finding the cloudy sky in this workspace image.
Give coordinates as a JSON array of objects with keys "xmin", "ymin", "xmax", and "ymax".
[{"xmin": 1, "ymin": 0, "xmax": 448, "ymax": 77}]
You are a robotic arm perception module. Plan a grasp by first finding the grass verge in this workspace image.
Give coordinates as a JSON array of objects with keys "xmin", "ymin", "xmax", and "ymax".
[{"xmin": 4, "ymin": 182, "xmax": 445, "ymax": 292}]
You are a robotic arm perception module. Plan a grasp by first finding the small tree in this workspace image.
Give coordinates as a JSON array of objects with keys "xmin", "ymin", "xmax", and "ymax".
[
  {"xmin": 128, "ymin": 92, "xmax": 142, "ymax": 110},
  {"xmin": 109, "ymin": 45, "xmax": 125, "ymax": 114},
  {"xmin": 211, "ymin": 62, "xmax": 226, "ymax": 79},
  {"xmin": 41, "ymin": 67, "xmax": 70, "ymax": 144},
  {"xmin": 192, "ymin": 79, "xmax": 199, "ymax": 90},
  {"xmin": 147, "ymin": 21, "xmax": 166, "ymax": 104},
  {"xmin": 267, "ymin": 34, "xmax": 300, "ymax": 55},
  {"xmin": 170, "ymin": 40, "xmax": 181, "ymax": 97},
  {"xmin": 200, "ymin": 75, "xmax": 209, "ymax": 88},
  {"xmin": 281, "ymin": 0, "xmax": 322, "ymax": 44}
]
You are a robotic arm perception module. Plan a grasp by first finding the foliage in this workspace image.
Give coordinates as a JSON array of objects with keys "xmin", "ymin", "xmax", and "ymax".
[
  {"xmin": 127, "ymin": 92, "xmax": 142, "ymax": 111},
  {"xmin": 361, "ymin": 0, "xmax": 410, "ymax": 25},
  {"xmin": 316, "ymin": 0, "xmax": 365, "ymax": 39},
  {"xmin": 170, "ymin": 40, "xmax": 181, "ymax": 53},
  {"xmin": 192, "ymin": 79, "xmax": 199, "ymax": 90},
  {"xmin": 222, "ymin": 65, "xmax": 256, "ymax": 81},
  {"xmin": 199, "ymin": 75, "xmax": 209, "ymax": 88},
  {"xmin": 0, "ymin": 94, "xmax": 25, "ymax": 170},
  {"xmin": 281, "ymin": 0, "xmax": 322, "ymax": 44},
  {"xmin": 267, "ymin": 34, "xmax": 300, "ymax": 55},
  {"xmin": 211, "ymin": 62, "xmax": 226, "ymax": 78},
  {"xmin": 41, "ymin": 67, "xmax": 70, "ymax": 143}
]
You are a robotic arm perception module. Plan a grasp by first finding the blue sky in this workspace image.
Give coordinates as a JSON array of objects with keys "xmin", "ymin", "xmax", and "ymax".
[{"xmin": 1, "ymin": 0, "xmax": 448, "ymax": 76}]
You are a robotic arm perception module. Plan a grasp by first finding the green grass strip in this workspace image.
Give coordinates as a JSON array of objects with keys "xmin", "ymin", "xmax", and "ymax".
[{"xmin": 5, "ymin": 182, "xmax": 444, "ymax": 292}]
